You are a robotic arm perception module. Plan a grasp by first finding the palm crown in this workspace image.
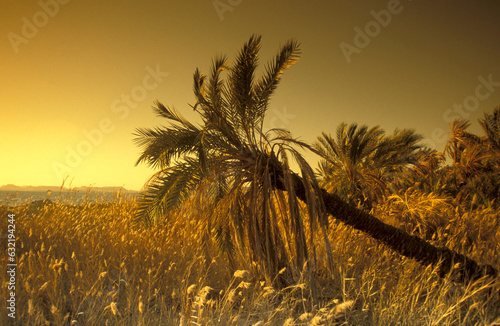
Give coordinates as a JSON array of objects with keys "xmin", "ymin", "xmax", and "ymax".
[
  {"xmin": 443, "ymin": 108, "xmax": 500, "ymax": 207},
  {"xmin": 315, "ymin": 123, "xmax": 424, "ymax": 209}
]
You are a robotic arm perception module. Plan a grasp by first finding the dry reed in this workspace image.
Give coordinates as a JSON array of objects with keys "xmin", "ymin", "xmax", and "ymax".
[{"xmin": 0, "ymin": 189, "xmax": 499, "ymax": 325}]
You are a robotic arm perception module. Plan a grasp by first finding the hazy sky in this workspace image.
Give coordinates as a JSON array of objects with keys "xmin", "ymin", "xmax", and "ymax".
[{"xmin": 2, "ymin": 0, "xmax": 499, "ymax": 191}]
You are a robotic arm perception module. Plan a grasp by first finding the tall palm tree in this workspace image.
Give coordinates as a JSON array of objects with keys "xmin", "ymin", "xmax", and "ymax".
[
  {"xmin": 315, "ymin": 124, "xmax": 424, "ymax": 209},
  {"xmin": 134, "ymin": 35, "xmax": 497, "ymax": 285}
]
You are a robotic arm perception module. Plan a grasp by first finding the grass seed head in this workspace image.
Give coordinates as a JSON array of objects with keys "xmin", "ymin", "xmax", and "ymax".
[
  {"xmin": 187, "ymin": 284, "xmax": 197, "ymax": 295},
  {"xmin": 233, "ymin": 270, "xmax": 250, "ymax": 279},
  {"xmin": 109, "ymin": 302, "xmax": 120, "ymax": 316}
]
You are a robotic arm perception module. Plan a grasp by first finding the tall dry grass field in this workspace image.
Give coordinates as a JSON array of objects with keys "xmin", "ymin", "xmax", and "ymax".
[{"xmin": 1, "ymin": 190, "xmax": 499, "ymax": 325}]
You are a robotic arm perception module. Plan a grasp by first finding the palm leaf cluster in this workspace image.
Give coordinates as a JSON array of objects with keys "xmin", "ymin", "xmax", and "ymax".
[
  {"xmin": 314, "ymin": 107, "xmax": 500, "ymax": 210},
  {"xmin": 134, "ymin": 35, "xmax": 331, "ymax": 285},
  {"xmin": 441, "ymin": 108, "xmax": 500, "ymax": 207},
  {"xmin": 315, "ymin": 123, "xmax": 424, "ymax": 210}
]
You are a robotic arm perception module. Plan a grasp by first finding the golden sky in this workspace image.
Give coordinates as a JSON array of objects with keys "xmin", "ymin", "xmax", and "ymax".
[{"xmin": 1, "ymin": 0, "xmax": 499, "ymax": 191}]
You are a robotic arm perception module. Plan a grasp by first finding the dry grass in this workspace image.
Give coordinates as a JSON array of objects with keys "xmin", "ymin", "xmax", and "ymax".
[{"xmin": 1, "ymin": 190, "xmax": 499, "ymax": 325}]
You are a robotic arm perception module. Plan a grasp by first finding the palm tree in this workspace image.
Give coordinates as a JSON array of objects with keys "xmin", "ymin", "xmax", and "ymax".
[
  {"xmin": 134, "ymin": 35, "xmax": 497, "ymax": 285},
  {"xmin": 134, "ymin": 35, "xmax": 330, "ymax": 287},
  {"xmin": 478, "ymin": 107, "xmax": 500, "ymax": 203},
  {"xmin": 445, "ymin": 119, "xmax": 483, "ymax": 165},
  {"xmin": 479, "ymin": 106, "xmax": 500, "ymax": 152},
  {"xmin": 444, "ymin": 116, "xmax": 500, "ymax": 207},
  {"xmin": 408, "ymin": 149, "xmax": 446, "ymax": 194},
  {"xmin": 315, "ymin": 123, "xmax": 424, "ymax": 209}
]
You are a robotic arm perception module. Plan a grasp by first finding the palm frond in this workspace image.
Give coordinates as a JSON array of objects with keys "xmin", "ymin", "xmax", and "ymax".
[
  {"xmin": 228, "ymin": 35, "xmax": 260, "ymax": 132},
  {"xmin": 480, "ymin": 106, "xmax": 500, "ymax": 152},
  {"xmin": 133, "ymin": 124, "xmax": 203, "ymax": 169},
  {"xmin": 254, "ymin": 39, "xmax": 301, "ymax": 124},
  {"xmin": 134, "ymin": 158, "xmax": 203, "ymax": 225}
]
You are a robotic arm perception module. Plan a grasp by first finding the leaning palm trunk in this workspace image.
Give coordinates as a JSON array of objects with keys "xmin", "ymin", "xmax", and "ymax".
[{"xmin": 276, "ymin": 170, "xmax": 498, "ymax": 283}]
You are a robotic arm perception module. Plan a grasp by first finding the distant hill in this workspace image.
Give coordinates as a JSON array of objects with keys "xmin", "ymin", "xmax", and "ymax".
[{"xmin": 0, "ymin": 184, "xmax": 138, "ymax": 193}]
